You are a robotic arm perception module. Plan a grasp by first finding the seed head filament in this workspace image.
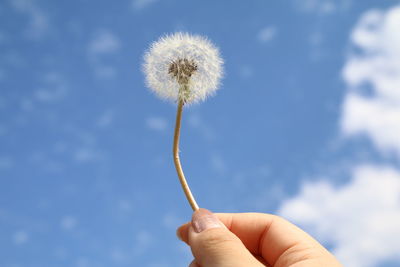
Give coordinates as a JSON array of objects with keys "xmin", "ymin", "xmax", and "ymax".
[{"xmin": 169, "ymin": 58, "xmax": 198, "ymax": 103}]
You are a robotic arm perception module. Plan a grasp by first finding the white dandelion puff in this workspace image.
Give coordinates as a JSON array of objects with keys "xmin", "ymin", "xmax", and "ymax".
[
  {"xmin": 143, "ymin": 32, "xmax": 223, "ymax": 104},
  {"xmin": 142, "ymin": 32, "xmax": 224, "ymax": 211}
]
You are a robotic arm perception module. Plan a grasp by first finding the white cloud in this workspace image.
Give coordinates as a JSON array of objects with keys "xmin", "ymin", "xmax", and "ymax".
[
  {"xmin": 62, "ymin": 127, "xmax": 106, "ymax": 164},
  {"xmin": 61, "ymin": 216, "xmax": 78, "ymax": 230},
  {"xmin": 162, "ymin": 212, "xmax": 183, "ymax": 229},
  {"xmin": 88, "ymin": 30, "xmax": 121, "ymax": 79},
  {"xmin": 93, "ymin": 66, "xmax": 117, "ymax": 79},
  {"xmin": 10, "ymin": 0, "xmax": 49, "ymax": 39},
  {"xmin": 342, "ymin": 93, "xmax": 400, "ymax": 155},
  {"xmin": 132, "ymin": 0, "xmax": 158, "ymax": 10},
  {"xmin": 257, "ymin": 26, "xmax": 276, "ymax": 43},
  {"xmin": 210, "ymin": 153, "xmax": 227, "ymax": 174},
  {"xmin": 0, "ymin": 69, "xmax": 5, "ymax": 81},
  {"xmin": 293, "ymin": 0, "xmax": 341, "ymax": 14},
  {"xmin": 0, "ymin": 125, "xmax": 7, "ymax": 136},
  {"xmin": 20, "ymin": 98, "xmax": 34, "ymax": 111},
  {"xmin": 28, "ymin": 151, "xmax": 64, "ymax": 173},
  {"xmin": 110, "ymin": 248, "xmax": 129, "ymax": 263},
  {"xmin": 0, "ymin": 97, "xmax": 5, "ymax": 109},
  {"xmin": 238, "ymin": 65, "xmax": 254, "ymax": 79},
  {"xmin": 146, "ymin": 116, "xmax": 168, "ymax": 132},
  {"xmin": 117, "ymin": 199, "xmax": 134, "ymax": 213},
  {"xmin": 4, "ymin": 51, "xmax": 26, "ymax": 68},
  {"xmin": 278, "ymin": 5, "xmax": 400, "ymax": 267},
  {"xmin": 0, "ymin": 156, "xmax": 13, "ymax": 169},
  {"xmin": 74, "ymin": 148, "xmax": 103, "ymax": 163},
  {"xmin": 343, "ymin": 7, "xmax": 400, "ymax": 100},
  {"xmin": 309, "ymin": 32, "xmax": 323, "ymax": 46},
  {"xmin": 96, "ymin": 110, "xmax": 114, "ymax": 128},
  {"xmin": 0, "ymin": 31, "xmax": 7, "ymax": 44},
  {"xmin": 279, "ymin": 164, "xmax": 400, "ymax": 267},
  {"xmin": 341, "ymin": 5, "xmax": 400, "ymax": 157},
  {"xmin": 76, "ymin": 258, "xmax": 90, "ymax": 267},
  {"xmin": 295, "ymin": 0, "xmax": 354, "ymax": 15},
  {"xmin": 187, "ymin": 112, "xmax": 216, "ymax": 141},
  {"xmin": 13, "ymin": 230, "xmax": 29, "ymax": 245},
  {"xmin": 134, "ymin": 230, "xmax": 154, "ymax": 255},
  {"xmin": 88, "ymin": 31, "xmax": 121, "ymax": 55},
  {"xmin": 35, "ymin": 72, "xmax": 68, "ymax": 103}
]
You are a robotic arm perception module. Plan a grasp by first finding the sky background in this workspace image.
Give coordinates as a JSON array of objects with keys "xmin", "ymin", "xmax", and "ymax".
[{"xmin": 1, "ymin": 0, "xmax": 400, "ymax": 266}]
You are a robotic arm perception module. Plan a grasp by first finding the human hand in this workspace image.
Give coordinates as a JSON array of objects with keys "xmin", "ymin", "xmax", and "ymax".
[{"xmin": 177, "ymin": 209, "xmax": 342, "ymax": 267}]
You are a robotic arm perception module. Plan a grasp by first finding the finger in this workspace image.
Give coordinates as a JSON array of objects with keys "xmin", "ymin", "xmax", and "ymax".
[
  {"xmin": 177, "ymin": 213, "xmax": 281, "ymax": 253},
  {"xmin": 178, "ymin": 212, "xmax": 339, "ymax": 266},
  {"xmin": 177, "ymin": 221, "xmax": 190, "ymax": 244},
  {"xmin": 188, "ymin": 209, "xmax": 263, "ymax": 267},
  {"xmin": 188, "ymin": 259, "xmax": 199, "ymax": 267}
]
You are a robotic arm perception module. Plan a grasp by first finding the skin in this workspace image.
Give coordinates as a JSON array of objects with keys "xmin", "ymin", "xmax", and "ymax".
[{"xmin": 177, "ymin": 209, "xmax": 342, "ymax": 267}]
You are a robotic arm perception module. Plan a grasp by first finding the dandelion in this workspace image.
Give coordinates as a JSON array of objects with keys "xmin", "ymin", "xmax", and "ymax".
[{"xmin": 143, "ymin": 32, "xmax": 224, "ymax": 210}]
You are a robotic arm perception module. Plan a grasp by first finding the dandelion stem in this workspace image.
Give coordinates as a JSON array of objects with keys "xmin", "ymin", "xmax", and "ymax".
[{"xmin": 173, "ymin": 99, "xmax": 199, "ymax": 211}]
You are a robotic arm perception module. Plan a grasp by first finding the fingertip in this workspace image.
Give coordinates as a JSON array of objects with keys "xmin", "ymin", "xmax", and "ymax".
[
  {"xmin": 191, "ymin": 208, "xmax": 213, "ymax": 220},
  {"xmin": 176, "ymin": 222, "xmax": 190, "ymax": 244},
  {"xmin": 188, "ymin": 260, "xmax": 199, "ymax": 267},
  {"xmin": 191, "ymin": 208, "xmax": 224, "ymax": 233},
  {"xmin": 177, "ymin": 209, "xmax": 218, "ymax": 244},
  {"xmin": 176, "ymin": 227, "xmax": 183, "ymax": 241}
]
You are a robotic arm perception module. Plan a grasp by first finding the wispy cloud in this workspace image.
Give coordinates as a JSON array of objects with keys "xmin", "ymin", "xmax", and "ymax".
[
  {"xmin": 13, "ymin": 230, "xmax": 29, "ymax": 245},
  {"xmin": 146, "ymin": 116, "xmax": 168, "ymax": 132},
  {"xmin": 132, "ymin": 0, "xmax": 158, "ymax": 10},
  {"xmin": 341, "ymin": 6, "xmax": 400, "ymax": 157},
  {"xmin": 279, "ymin": 164, "xmax": 400, "ymax": 267},
  {"xmin": 34, "ymin": 72, "xmax": 68, "ymax": 103},
  {"xmin": 60, "ymin": 216, "xmax": 78, "ymax": 230},
  {"xmin": 88, "ymin": 31, "xmax": 121, "ymax": 54},
  {"xmin": 210, "ymin": 153, "xmax": 227, "ymax": 174},
  {"xmin": 187, "ymin": 112, "xmax": 216, "ymax": 141},
  {"xmin": 88, "ymin": 30, "xmax": 121, "ymax": 79},
  {"xmin": 10, "ymin": 0, "xmax": 49, "ymax": 40},
  {"xmin": 64, "ymin": 127, "xmax": 106, "ymax": 164},
  {"xmin": 16, "ymin": 71, "xmax": 68, "ymax": 116},
  {"xmin": 257, "ymin": 26, "xmax": 277, "ymax": 43},
  {"xmin": 0, "ymin": 31, "xmax": 7, "ymax": 44},
  {"xmin": 162, "ymin": 212, "xmax": 183, "ymax": 229},
  {"xmin": 293, "ymin": 0, "xmax": 351, "ymax": 15},
  {"xmin": 0, "ymin": 156, "xmax": 13, "ymax": 169},
  {"xmin": 0, "ymin": 69, "xmax": 5, "ymax": 81},
  {"xmin": 0, "ymin": 125, "xmax": 7, "ymax": 137},
  {"xmin": 96, "ymin": 110, "xmax": 114, "ymax": 128},
  {"xmin": 133, "ymin": 230, "xmax": 154, "ymax": 255},
  {"xmin": 238, "ymin": 65, "xmax": 254, "ymax": 79},
  {"xmin": 308, "ymin": 32, "xmax": 326, "ymax": 61},
  {"xmin": 74, "ymin": 147, "xmax": 104, "ymax": 163}
]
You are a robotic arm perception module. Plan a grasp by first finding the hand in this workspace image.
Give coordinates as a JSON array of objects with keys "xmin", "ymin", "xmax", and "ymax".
[{"xmin": 177, "ymin": 208, "xmax": 342, "ymax": 267}]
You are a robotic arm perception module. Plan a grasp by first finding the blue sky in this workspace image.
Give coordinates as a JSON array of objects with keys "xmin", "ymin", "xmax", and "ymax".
[{"xmin": 1, "ymin": 0, "xmax": 400, "ymax": 266}]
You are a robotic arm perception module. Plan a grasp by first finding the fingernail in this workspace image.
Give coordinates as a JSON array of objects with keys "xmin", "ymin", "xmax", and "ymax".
[{"xmin": 192, "ymin": 208, "xmax": 222, "ymax": 233}]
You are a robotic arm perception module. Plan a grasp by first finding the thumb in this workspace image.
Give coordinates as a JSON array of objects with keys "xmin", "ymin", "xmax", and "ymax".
[{"xmin": 188, "ymin": 209, "xmax": 263, "ymax": 267}]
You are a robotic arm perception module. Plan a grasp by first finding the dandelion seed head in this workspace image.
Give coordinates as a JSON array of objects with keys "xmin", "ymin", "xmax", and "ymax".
[{"xmin": 143, "ymin": 32, "xmax": 224, "ymax": 104}]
